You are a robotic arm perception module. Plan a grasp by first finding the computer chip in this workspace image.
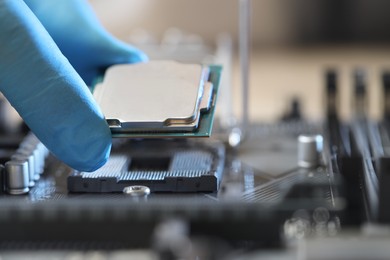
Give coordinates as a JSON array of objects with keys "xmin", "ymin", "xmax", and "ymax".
[{"xmin": 92, "ymin": 61, "xmax": 221, "ymax": 138}]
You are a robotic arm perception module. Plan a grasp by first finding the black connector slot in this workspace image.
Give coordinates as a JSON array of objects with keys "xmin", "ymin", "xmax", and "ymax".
[
  {"xmin": 368, "ymin": 72, "xmax": 390, "ymax": 223},
  {"xmin": 372, "ymin": 121, "xmax": 390, "ymax": 222},
  {"xmin": 326, "ymin": 118, "xmax": 366, "ymax": 225},
  {"xmin": 346, "ymin": 68, "xmax": 379, "ymax": 222},
  {"xmin": 324, "ymin": 69, "xmax": 367, "ymax": 224},
  {"xmin": 350, "ymin": 120, "xmax": 379, "ymax": 222}
]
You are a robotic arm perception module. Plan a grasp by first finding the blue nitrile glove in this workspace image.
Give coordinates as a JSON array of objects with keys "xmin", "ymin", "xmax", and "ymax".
[
  {"xmin": 0, "ymin": 0, "xmax": 147, "ymax": 171},
  {"xmin": 24, "ymin": 0, "xmax": 148, "ymax": 85}
]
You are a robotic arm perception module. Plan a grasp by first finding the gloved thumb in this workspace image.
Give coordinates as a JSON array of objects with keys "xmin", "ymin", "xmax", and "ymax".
[
  {"xmin": 0, "ymin": 0, "xmax": 111, "ymax": 171},
  {"xmin": 24, "ymin": 0, "xmax": 148, "ymax": 85}
]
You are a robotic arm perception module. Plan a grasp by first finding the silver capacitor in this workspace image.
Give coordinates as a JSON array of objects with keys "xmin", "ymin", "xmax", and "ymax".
[
  {"xmin": 19, "ymin": 141, "xmax": 44, "ymax": 172},
  {"xmin": 5, "ymin": 160, "xmax": 30, "ymax": 195},
  {"xmin": 297, "ymin": 135, "xmax": 323, "ymax": 168},
  {"xmin": 11, "ymin": 153, "xmax": 35, "ymax": 188},
  {"xmin": 16, "ymin": 148, "xmax": 40, "ymax": 181}
]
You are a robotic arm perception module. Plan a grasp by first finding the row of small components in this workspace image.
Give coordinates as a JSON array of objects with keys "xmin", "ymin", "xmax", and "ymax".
[{"xmin": 2, "ymin": 133, "xmax": 49, "ymax": 195}]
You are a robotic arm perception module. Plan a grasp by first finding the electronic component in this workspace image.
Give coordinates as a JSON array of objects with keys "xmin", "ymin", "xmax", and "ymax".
[
  {"xmin": 5, "ymin": 160, "xmax": 29, "ymax": 195},
  {"xmin": 382, "ymin": 71, "xmax": 390, "ymax": 119},
  {"xmin": 92, "ymin": 61, "xmax": 221, "ymax": 138},
  {"xmin": 0, "ymin": 133, "xmax": 50, "ymax": 195},
  {"xmin": 68, "ymin": 140, "xmax": 225, "ymax": 193},
  {"xmin": 11, "ymin": 153, "xmax": 35, "ymax": 187},
  {"xmin": 2, "ymin": 64, "xmax": 390, "ymax": 257},
  {"xmin": 297, "ymin": 134, "xmax": 323, "ymax": 168}
]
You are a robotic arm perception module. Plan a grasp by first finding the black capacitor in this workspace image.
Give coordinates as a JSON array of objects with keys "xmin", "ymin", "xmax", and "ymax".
[
  {"xmin": 326, "ymin": 69, "xmax": 338, "ymax": 116},
  {"xmin": 382, "ymin": 71, "xmax": 390, "ymax": 120},
  {"xmin": 281, "ymin": 98, "xmax": 302, "ymax": 121},
  {"xmin": 353, "ymin": 68, "xmax": 367, "ymax": 117},
  {"xmin": 0, "ymin": 165, "xmax": 5, "ymax": 194},
  {"xmin": 354, "ymin": 69, "xmax": 366, "ymax": 95}
]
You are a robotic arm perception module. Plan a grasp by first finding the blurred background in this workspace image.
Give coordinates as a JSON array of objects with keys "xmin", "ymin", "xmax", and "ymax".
[{"xmin": 89, "ymin": 0, "xmax": 390, "ymax": 122}]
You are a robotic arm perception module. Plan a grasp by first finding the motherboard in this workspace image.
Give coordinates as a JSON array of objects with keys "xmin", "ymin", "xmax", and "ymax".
[{"xmin": 0, "ymin": 69, "xmax": 389, "ymax": 260}]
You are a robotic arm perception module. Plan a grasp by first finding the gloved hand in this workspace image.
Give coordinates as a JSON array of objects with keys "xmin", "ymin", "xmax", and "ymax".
[
  {"xmin": 24, "ymin": 0, "xmax": 148, "ymax": 85},
  {"xmin": 0, "ymin": 0, "xmax": 147, "ymax": 171}
]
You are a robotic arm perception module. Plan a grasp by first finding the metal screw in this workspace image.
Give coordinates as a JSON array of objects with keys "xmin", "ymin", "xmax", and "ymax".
[{"xmin": 123, "ymin": 185, "xmax": 151, "ymax": 196}]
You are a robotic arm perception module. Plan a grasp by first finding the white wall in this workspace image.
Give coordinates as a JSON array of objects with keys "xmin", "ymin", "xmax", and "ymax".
[{"xmin": 89, "ymin": 0, "xmax": 297, "ymax": 46}]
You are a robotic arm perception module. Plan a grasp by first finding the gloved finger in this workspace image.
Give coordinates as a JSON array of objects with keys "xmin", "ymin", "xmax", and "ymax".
[
  {"xmin": 78, "ymin": 37, "xmax": 149, "ymax": 85},
  {"xmin": 0, "ymin": 0, "xmax": 111, "ymax": 171},
  {"xmin": 24, "ymin": 0, "xmax": 148, "ymax": 85}
]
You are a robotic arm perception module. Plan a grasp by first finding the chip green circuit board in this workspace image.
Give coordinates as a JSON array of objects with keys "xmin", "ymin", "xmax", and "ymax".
[{"xmin": 91, "ymin": 64, "xmax": 222, "ymax": 138}]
